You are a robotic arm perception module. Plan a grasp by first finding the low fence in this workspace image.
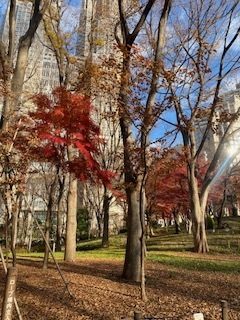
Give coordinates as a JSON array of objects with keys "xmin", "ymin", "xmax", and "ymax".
[{"xmin": 122, "ymin": 301, "xmax": 230, "ymax": 320}]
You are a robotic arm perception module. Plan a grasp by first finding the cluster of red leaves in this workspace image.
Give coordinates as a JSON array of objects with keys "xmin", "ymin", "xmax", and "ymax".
[
  {"xmin": 20, "ymin": 87, "xmax": 114, "ymax": 186},
  {"xmin": 146, "ymin": 149, "xmax": 226, "ymax": 217},
  {"xmin": 146, "ymin": 150, "xmax": 189, "ymax": 216}
]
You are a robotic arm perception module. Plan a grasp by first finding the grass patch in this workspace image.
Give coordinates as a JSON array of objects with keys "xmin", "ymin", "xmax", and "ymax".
[
  {"xmin": 148, "ymin": 252, "xmax": 240, "ymax": 272},
  {"xmin": 10, "ymin": 217, "xmax": 240, "ymax": 272}
]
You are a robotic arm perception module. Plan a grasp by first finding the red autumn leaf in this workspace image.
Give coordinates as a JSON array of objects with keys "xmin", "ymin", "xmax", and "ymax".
[{"xmin": 23, "ymin": 87, "xmax": 113, "ymax": 185}]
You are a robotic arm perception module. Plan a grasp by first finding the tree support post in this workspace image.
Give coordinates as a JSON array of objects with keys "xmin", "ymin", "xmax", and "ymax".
[
  {"xmin": 0, "ymin": 245, "xmax": 22, "ymax": 320},
  {"xmin": 23, "ymin": 196, "xmax": 73, "ymax": 299},
  {"xmin": 134, "ymin": 311, "xmax": 142, "ymax": 320},
  {"xmin": 1, "ymin": 267, "xmax": 18, "ymax": 320},
  {"xmin": 221, "ymin": 300, "xmax": 228, "ymax": 320}
]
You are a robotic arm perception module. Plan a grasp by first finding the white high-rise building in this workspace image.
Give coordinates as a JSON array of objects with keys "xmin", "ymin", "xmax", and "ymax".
[
  {"xmin": 77, "ymin": 0, "xmax": 125, "ymax": 234},
  {"xmin": 195, "ymin": 84, "xmax": 240, "ymax": 160},
  {"xmin": 1, "ymin": 0, "xmax": 61, "ymax": 99},
  {"xmin": 77, "ymin": 0, "xmax": 118, "ymax": 58}
]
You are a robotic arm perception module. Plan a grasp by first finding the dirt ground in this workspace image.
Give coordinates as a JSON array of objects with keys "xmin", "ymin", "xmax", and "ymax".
[{"xmin": 0, "ymin": 256, "xmax": 240, "ymax": 320}]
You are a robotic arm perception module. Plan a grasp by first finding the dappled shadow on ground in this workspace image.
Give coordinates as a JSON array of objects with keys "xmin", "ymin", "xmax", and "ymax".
[{"xmin": 1, "ymin": 256, "xmax": 240, "ymax": 320}]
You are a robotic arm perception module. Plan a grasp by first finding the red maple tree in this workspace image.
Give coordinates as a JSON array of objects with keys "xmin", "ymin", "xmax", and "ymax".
[
  {"xmin": 21, "ymin": 87, "xmax": 113, "ymax": 184},
  {"xmin": 146, "ymin": 150, "xmax": 189, "ymax": 219},
  {"xmin": 146, "ymin": 149, "xmax": 227, "ymax": 223}
]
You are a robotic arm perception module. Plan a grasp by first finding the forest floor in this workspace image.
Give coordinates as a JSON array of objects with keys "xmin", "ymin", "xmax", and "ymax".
[{"xmin": 1, "ymin": 254, "xmax": 240, "ymax": 320}]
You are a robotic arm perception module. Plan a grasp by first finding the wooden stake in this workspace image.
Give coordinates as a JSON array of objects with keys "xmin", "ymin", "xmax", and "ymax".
[
  {"xmin": 1, "ymin": 267, "xmax": 18, "ymax": 320},
  {"xmin": 0, "ymin": 245, "xmax": 22, "ymax": 320},
  {"xmin": 134, "ymin": 311, "xmax": 142, "ymax": 320},
  {"xmin": 221, "ymin": 300, "xmax": 228, "ymax": 320}
]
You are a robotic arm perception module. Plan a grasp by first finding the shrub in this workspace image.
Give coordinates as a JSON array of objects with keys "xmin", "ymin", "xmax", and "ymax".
[{"xmin": 206, "ymin": 214, "xmax": 214, "ymax": 230}]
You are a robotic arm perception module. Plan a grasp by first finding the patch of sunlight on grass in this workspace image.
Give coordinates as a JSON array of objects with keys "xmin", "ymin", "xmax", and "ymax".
[
  {"xmin": 76, "ymin": 250, "xmax": 124, "ymax": 259},
  {"xmin": 148, "ymin": 252, "xmax": 240, "ymax": 273}
]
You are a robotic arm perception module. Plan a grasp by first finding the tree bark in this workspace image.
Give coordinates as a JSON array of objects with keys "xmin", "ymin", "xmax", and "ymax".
[
  {"xmin": 56, "ymin": 174, "xmax": 65, "ymax": 251},
  {"xmin": 122, "ymin": 187, "xmax": 142, "ymax": 282},
  {"xmin": 102, "ymin": 187, "xmax": 111, "ymax": 248},
  {"xmin": 117, "ymin": 0, "xmax": 172, "ymax": 282},
  {"xmin": 64, "ymin": 171, "xmax": 77, "ymax": 262},
  {"xmin": 43, "ymin": 175, "xmax": 57, "ymax": 268},
  {"xmin": 43, "ymin": 206, "xmax": 51, "ymax": 269},
  {"xmin": 189, "ymin": 163, "xmax": 209, "ymax": 253}
]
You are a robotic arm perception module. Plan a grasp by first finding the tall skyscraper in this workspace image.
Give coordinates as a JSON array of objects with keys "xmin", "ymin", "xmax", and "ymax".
[
  {"xmin": 77, "ymin": 0, "xmax": 125, "ymax": 234},
  {"xmin": 1, "ymin": 0, "xmax": 61, "ymax": 101},
  {"xmin": 77, "ymin": 0, "xmax": 118, "ymax": 58}
]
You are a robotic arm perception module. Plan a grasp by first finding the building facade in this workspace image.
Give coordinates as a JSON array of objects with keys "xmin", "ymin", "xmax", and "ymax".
[
  {"xmin": 195, "ymin": 84, "xmax": 240, "ymax": 216},
  {"xmin": 195, "ymin": 83, "xmax": 240, "ymax": 160},
  {"xmin": 1, "ymin": 0, "xmax": 61, "ymax": 99},
  {"xmin": 77, "ymin": 0, "xmax": 125, "ymax": 235},
  {"xmin": 0, "ymin": 0, "xmax": 125, "ymax": 239}
]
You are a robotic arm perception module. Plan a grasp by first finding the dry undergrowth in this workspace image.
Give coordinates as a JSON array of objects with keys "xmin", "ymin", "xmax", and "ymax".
[{"xmin": 1, "ymin": 256, "xmax": 240, "ymax": 320}]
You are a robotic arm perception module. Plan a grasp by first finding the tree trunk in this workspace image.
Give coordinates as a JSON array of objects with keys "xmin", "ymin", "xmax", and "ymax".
[
  {"xmin": 64, "ymin": 172, "xmax": 77, "ymax": 262},
  {"xmin": 96, "ymin": 213, "xmax": 102, "ymax": 238},
  {"xmin": 173, "ymin": 208, "xmax": 181, "ymax": 234},
  {"xmin": 11, "ymin": 206, "xmax": 18, "ymax": 267},
  {"xmin": 24, "ymin": 211, "xmax": 33, "ymax": 250},
  {"xmin": 43, "ymin": 206, "xmax": 51, "ymax": 269},
  {"xmin": 192, "ymin": 218, "xmax": 209, "ymax": 253},
  {"xmin": 56, "ymin": 174, "xmax": 65, "ymax": 252},
  {"xmin": 27, "ymin": 222, "xmax": 33, "ymax": 253},
  {"xmin": 122, "ymin": 187, "xmax": 142, "ymax": 282},
  {"xmin": 43, "ymin": 175, "xmax": 57, "ymax": 268},
  {"xmin": 102, "ymin": 188, "xmax": 111, "ymax": 248},
  {"xmin": 56, "ymin": 209, "xmax": 63, "ymax": 252},
  {"xmin": 190, "ymin": 168, "xmax": 209, "ymax": 253},
  {"xmin": 116, "ymin": 0, "xmax": 172, "ymax": 283}
]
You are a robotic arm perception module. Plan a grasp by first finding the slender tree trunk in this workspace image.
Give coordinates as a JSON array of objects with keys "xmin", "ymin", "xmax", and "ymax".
[
  {"xmin": 56, "ymin": 175, "xmax": 65, "ymax": 251},
  {"xmin": 27, "ymin": 222, "xmax": 33, "ymax": 253},
  {"xmin": 24, "ymin": 211, "xmax": 33, "ymax": 249},
  {"xmin": 43, "ymin": 206, "xmax": 51, "ymax": 269},
  {"xmin": 102, "ymin": 187, "xmax": 111, "ymax": 248},
  {"xmin": 5, "ymin": 216, "xmax": 9, "ymax": 265},
  {"xmin": 96, "ymin": 213, "xmax": 102, "ymax": 238},
  {"xmin": 64, "ymin": 172, "xmax": 77, "ymax": 262},
  {"xmin": 56, "ymin": 207, "xmax": 63, "ymax": 252},
  {"xmin": 11, "ymin": 205, "xmax": 18, "ymax": 267},
  {"xmin": 43, "ymin": 175, "xmax": 57, "ymax": 268},
  {"xmin": 56, "ymin": 210, "xmax": 62, "ymax": 252}
]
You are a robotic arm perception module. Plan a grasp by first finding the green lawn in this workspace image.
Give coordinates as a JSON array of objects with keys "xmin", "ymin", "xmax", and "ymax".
[{"xmin": 14, "ymin": 216, "xmax": 240, "ymax": 273}]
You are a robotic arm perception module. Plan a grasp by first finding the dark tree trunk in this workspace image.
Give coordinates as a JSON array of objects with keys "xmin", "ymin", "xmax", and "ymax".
[
  {"xmin": 102, "ymin": 188, "xmax": 111, "ymax": 248},
  {"xmin": 56, "ymin": 210, "xmax": 62, "ymax": 252},
  {"xmin": 56, "ymin": 174, "xmax": 65, "ymax": 252},
  {"xmin": 173, "ymin": 208, "xmax": 181, "ymax": 234},
  {"xmin": 122, "ymin": 188, "xmax": 142, "ymax": 282},
  {"xmin": 96, "ymin": 213, "xmax": 102, "ymax": 238}
]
